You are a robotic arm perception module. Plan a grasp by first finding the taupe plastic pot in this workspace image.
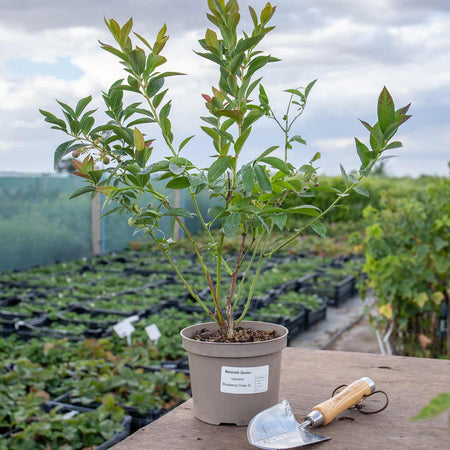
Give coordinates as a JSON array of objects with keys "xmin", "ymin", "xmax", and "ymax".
[{"xmin": 181, "ymin": 321, "xmax": 288, "ymax": 426}]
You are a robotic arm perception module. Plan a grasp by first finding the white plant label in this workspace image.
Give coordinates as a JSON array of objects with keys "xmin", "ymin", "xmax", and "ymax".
[
  {"xmin": 220, "ymin": 365, "xmax": 269, "ymax": 394},
  {"xmin": 145, "ymin": 324, "xmax": 161, "ymax": 343},
  {"xmin": 125, "ymin": 315, "xmax": 140, "ymax": 323},
  {"xmin": 113, "ymin": 319, "xmax": 135, "ymax": 339}
]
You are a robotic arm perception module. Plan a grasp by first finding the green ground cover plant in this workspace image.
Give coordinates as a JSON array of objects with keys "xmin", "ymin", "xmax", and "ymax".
[{"xmin": 275, "ymin": 291, "xmax": 323, "ymax": 311}]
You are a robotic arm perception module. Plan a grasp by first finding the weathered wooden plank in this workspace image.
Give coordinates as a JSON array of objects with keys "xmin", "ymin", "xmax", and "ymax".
[{"xmin": 113, "ymin": 348, "xmax": 450, "ymax": 449}]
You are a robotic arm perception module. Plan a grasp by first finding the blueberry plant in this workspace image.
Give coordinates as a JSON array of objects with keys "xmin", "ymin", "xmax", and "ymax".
[{"xmin": 41, "ymin": 0, "xmax": 410, "ymax": 339}]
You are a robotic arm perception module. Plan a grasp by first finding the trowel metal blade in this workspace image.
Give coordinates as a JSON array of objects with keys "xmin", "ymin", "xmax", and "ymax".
[{"xmin": 247, "ymin": 400, "xmax": 331, "ymax": 449}]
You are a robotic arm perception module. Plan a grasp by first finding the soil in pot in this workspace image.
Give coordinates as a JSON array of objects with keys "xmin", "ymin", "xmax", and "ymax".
[{"xmin": 192, "ymin": 326, "xmax": 279, "ymax": 343}]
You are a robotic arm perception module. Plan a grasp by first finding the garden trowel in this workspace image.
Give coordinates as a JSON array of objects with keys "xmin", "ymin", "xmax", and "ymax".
[{"xmin": 247, "ymin": 377, "xmax": 375, "ymax": 449}]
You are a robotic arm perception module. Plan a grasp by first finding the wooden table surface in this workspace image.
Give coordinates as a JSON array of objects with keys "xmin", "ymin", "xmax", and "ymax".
[{"xmin": 113, "ymin": 347, "xmax": 449, "ymax": 449}]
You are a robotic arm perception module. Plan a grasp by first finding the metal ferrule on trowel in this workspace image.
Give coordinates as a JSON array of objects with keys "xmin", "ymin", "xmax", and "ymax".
[{"xmin": 247, "ymin": 377, "xmax": 376, "ymax": 449}]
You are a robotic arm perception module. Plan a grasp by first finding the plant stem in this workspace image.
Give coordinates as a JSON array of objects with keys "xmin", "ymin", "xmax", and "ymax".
[
  {"xmin": 225, "ymin": 232, "xmax": 247, "ymax": 338},
  {"xmin": 216, "ymin": 232, "xmax": 225, "ymax": 318},
  {"xmin": 232, "ymin": 234, "xmax": 257, "ymax": 311},
  {"xmin": 235, "ymin": 231, "xmax": 271, "ymax": 324},
  {"xmin": 189, "ymin": 190, "xmax": 233, "ymax": 276},
  {"xmin": 172, "ymin": 214, "xmax": 224, "ymax": 325},
  {"xmin": 147, "ymin": 230, "xmax": 218, "ymax": 325}
]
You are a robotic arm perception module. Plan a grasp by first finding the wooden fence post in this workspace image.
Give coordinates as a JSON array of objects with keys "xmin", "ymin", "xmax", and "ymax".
[
  {"xmin": 92, "ymin": 193, "xmax": 101, "ymax": 256},
  {"xmin": 173, "ymin": 189, "xmax": 182, "ymax": 241}
]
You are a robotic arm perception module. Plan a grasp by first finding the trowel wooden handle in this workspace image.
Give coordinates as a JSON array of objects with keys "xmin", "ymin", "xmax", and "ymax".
[{"xmin": 309, "ymin": 377, "xmax": 375, "ymax": 426}]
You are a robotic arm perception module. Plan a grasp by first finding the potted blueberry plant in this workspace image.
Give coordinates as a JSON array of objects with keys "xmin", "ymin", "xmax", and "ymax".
[{"xmin": 41, "ymin": 0, "xmax": 411, "ymax": 425}]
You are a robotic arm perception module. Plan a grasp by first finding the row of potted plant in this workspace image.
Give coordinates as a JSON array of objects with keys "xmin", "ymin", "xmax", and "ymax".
[{"xmin": 0, "ymin": 328, "xmax": 191, "ymax": 448}]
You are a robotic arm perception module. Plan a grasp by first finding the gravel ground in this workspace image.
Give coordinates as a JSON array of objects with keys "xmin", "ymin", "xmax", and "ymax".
[{"xmin": 289, "ymin": 294, "xmax": 380, "ymax": 354}]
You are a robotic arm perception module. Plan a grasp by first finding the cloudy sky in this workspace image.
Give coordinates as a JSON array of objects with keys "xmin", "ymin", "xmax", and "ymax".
[{"xmin": 0, "ymin": 0, "xmax": 449, "ymax": 177}]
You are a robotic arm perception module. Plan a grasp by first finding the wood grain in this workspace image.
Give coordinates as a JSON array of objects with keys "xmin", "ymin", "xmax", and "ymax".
[{"xmin": 112, "ymin": 348, "xmax": 450, "ymax": 450}]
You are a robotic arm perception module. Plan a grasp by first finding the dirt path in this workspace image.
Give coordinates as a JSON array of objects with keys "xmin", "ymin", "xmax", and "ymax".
[
  {"xmin": 289, "ymin": 295, "xmax": 380, "ymax": 354},
  {"xmin": 326, "ymin": 316, "xmax": 379, "ymax": 353}
]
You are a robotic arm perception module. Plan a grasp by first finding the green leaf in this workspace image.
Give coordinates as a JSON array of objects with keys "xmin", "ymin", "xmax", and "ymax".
[
  {"xmin": 133, "ymin": 128, "xmax": 145, "ymax": 151},
  {"xmin": 164, "ymin": 208, "xmax": 194, "ymax": 218},
  {"xmin": 147, "ymin": 78, "xmax": 164, "ymax": 97},
  {"xmin": 69, "ymin": 186, "xmax": 96, "ymax": 199},
  {"xmin": 359, "ymin": 119, "xmax": 373, "ymax": 133},
  {"xmin": 140, "ymin": 160, "xmax": 168, "ymax": 174},
  {"xmin": 223, "ymin": 212, "xmax": 241, "ymax": 239},
  {"xmin": 254, "ymin": 165, "xmax": 272, "ymax": 192},
  {"xmin": 411, "ymin": 393, "xmax": 450, "ymax": 421},
  {"xmin": 179, "ymin": 135, "xmax": 195, "ymax": 151},
  {"xmin": 80, "ymin": 115, "xmax": 95, "ymax": 134},
  {"xmin": 289, "ymin": 205, "xmax": 321, "ymax": 217},
  {"xmin": 311, "ymin": 222, "xmax": 326, "ymax": 237},
  {"xmin": 159, "ymin": 101, "xmax": 171, "ymax": 120},
  {"xmin": 40, "ymin": 109, "xmax": 67, "ymax": 129},
  {"xmin": 152, "ymin": 89, "xmax": 168, "ymax": 108},
  {"xmin": 305, "ymin": 79, "xmax": 317, "ymax": 98},
  {"xmin": 56, "ymin": 100, "xmax": 76, "ymax": 119},
  {"xmin": 135, "ymin": 147, "xmax": 151, "ymax": 168},
  {"xmin": 127, "ymin": 117, "xmax": 155, "ymax": 127},
  {"xmin": 300, "ymin": 164, "xmax": 315, "ymax": 174},
  {"xmin": 340, "ymin": 164, "xmax": 349, "ymax": 186},
  {"xmin": 112, "ymin": 126, "xmax": 133, "ymax": 145},
  {"xmin": 235, "ymin": 34, "xmax": 264, "ymax": 55},
  {"xmin": 128, "ymin": 48, "xmax": 146, "ymax": 74},
  {"xmin": 257, "ymin": 146, "xmax": 279, "ymax": 160},
  {"xmin": 242, "ymin": 108, "xmax": 264, "ymax": 130},
  {"xmin": 354, "ymin": 185, "xmax": 369, "ymax": 197},
  {"xmin": 290, "ymin": 135, "xmax": 307, "ymax": 145},
  {"xmin": 260, "ymin": 156, "xmax": 291, "ymax": 174},
  {"xmin": 75, "ymin": 96, "xmax": 92, "ymax": 118},
  {"xmin": 241, "ymin": 165, "xmax": 254, "ymax": 193},
  {"xmin": 234, "ymin": 127, "xmax": 251, "ymax": 155},
  {"xmin": 194, "ymin": 51, "xmax": 222, "ymax": 66},
  {"xmin": 414, "ymin": 292, "xmax": 428, "ymax": 308},
  {"xmin": 248, "ymin": 5, "xmax": 258, "ymax": 25},
  {"xmin": 99, "ymin": 41, "xmax": 127, "ymax": 60},
  {"xmin": 133, "ymin": 31, "xmax": 152, "ymax": 50},
  {"xmin": 208, "ymin": 156, "xmax": 231, "ymax": 181},
  {"xmin": 165, "ymin": 176, "xmax": 190, "ymax": 189},
  {"xmin": 385, "ymin": 141, "xmax": 403, "ymax": 150},
  {"xmin": 208, "ymin": 205, "xmax": 224, "ymax": 219},
  {"xmin": 151, "ymin": 71, "xmax": 185, "ymax": 81},
  {"xmin": 245, "ymin": 55, "xmax": 279, "ymax": 79},
  {"xmin": 312, "ymin": 186, "xmax": 341, "ymax": 193},
  {"xmin": 201, "ymin": 126, "xmax": 219, "ymax": 142},
  {"xmin": 217, "ymin": 109, "xmax": 243, "ymax": 123},
  {"xmin": 147, "ymin": 53, "xmax": 167, "ymax": 72},
  {"xmin": 54, "ymin": 140, "xmax": 76, "ymax": 169},
  {"xmin": 205, "ymin": 28, "xmax": 218, "ymax": 48},
  {"xmin": 230, "ymin": 52, "xmax": 246, "ymax": 74},
  {"xmin": 271, "ymin": 212, "xmax": 287, "ymax": 230},
  {"xmin": 369, "ymin": 122, "xmax": 385, "ymax": 151},
  {"xmin": 355, "ymin": 138, "xmax": 371, "ymax": 167},
  {"xmin": 169, "ymin": 162, "xmax": 184, "ymax": 175},
  {"xmin": 377, "ymin": 86, "xmax": 395, "ymax": 133}
]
